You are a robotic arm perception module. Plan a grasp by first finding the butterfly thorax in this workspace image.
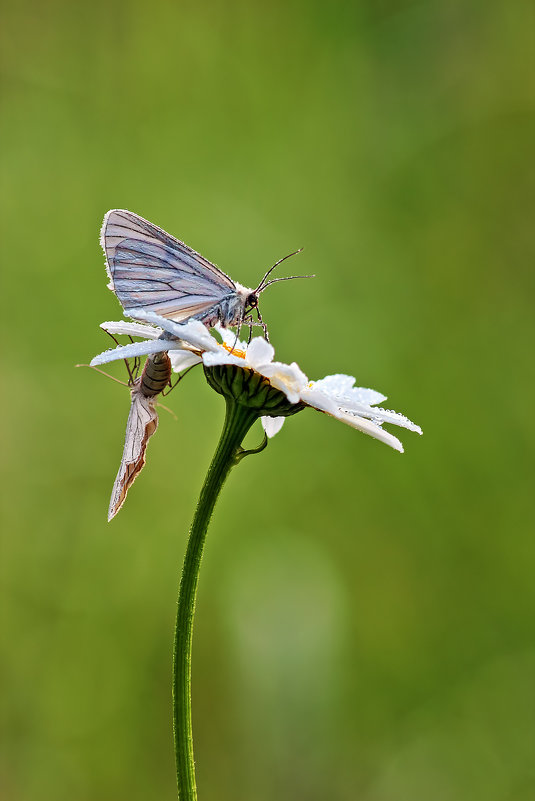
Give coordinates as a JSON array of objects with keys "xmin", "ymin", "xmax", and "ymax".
[{"xmin": 190, "ymin": 283, "xmax": 254, "ymax": 328}]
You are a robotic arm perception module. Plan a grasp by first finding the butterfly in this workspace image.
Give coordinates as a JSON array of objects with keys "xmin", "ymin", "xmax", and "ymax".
[{"xmin": 101, "ymin": 210, "xmax": 309, "ymax": 340}]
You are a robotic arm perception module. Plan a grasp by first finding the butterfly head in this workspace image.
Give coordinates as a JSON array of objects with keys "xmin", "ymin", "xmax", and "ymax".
[{"xmin": 246, "ymin": 292, "xmax": 259, "ymax": 309}]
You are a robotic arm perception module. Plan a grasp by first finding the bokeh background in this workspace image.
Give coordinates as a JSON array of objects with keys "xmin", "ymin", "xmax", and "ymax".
[{"xmin": 1, "ymin": 1, "xmax": 533, "ymax": 799}]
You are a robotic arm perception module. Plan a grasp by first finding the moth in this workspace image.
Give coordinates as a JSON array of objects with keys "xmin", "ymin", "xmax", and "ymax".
[
  {"xmin": 101, "ymin": 209, "xmax": 309, "ymax": 340},
  {"xmin": 107, "ymin": 350, "xmax": 172, "ymax": 521}
]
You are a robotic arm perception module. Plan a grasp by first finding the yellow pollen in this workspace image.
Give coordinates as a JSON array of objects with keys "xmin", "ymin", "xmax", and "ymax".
[{"xmin": 222, "ymin": 342, "xmax": 247, "ymax": 359}]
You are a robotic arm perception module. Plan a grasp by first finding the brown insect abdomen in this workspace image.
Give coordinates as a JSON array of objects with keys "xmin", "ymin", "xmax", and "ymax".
[{"xmin": 140, "ymin": 352, "xmax": 172, "ymax": 397}]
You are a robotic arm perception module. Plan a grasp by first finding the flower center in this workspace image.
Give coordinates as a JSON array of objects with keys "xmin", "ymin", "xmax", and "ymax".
[{"xmin": 221, "ymin": 342, "xmax": 247, "ymax": 360}]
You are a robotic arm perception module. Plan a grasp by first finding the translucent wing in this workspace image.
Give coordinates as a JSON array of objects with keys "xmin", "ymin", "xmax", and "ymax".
[
  {"xmin": 108, "ymin": 384, "xmax": 159, "ymax": 521},
  {"xmin": 101, "ymin": 209, "xmax": 236, "ymax": 322}
]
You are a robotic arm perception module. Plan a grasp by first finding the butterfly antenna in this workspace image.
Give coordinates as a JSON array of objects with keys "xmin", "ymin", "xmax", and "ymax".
[
  {"xmin": 259, "ymin": 273, "xmax": 315, "ymax": 291},
  {"xmin": 256, "ymin": 248, "xmax": 304, "ymax": 292}
]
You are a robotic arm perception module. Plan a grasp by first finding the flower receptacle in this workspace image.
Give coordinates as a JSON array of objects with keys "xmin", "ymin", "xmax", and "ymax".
[{"xmin": 204, "ymin": 363, "xmax": 305, "ymax": 418}]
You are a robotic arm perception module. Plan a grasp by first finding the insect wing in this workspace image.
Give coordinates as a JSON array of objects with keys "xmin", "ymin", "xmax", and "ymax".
[
  {"xmin": 102, "ymin": 209, "xmax": 236, "ymax": 322},
  {"xmin": 108, "ymin": 385, "xmax": 159, "ymax": 521}
]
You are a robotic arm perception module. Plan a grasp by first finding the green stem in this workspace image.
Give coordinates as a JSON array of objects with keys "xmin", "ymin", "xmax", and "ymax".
[{"xmin": 173, "ymin": 398, "xmax": 260, "ymax": 800}]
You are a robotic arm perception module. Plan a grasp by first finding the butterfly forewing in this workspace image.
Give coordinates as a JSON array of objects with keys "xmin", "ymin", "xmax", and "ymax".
[{"xmin": 102, "ymin": 210, "xmax": 237, "ymax": 322}]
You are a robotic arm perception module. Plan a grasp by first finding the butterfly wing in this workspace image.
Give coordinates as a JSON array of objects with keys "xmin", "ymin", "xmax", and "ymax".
[
  {"xmin": 102, "ymin": 209, "xmax": 237, "ymax": 322},
  {"xmin": 108, "ymin": 384, "xmax": 159, "ymax": 521}
]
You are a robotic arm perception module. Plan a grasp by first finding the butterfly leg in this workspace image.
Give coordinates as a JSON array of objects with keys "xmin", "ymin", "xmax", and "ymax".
[
  {"xmin": 256, "ymin": 308, "xmax": 269, "ymax": 342},
  {"xmin": 241, "ymin": 315, "xmax": 255, "ymax": 344},
  {"xmin": 242, "ymin": 314, "xmax": 269, "ymax": 341},
  {"xmin": 229, "ymin": 323, "xmax": 243, "ymax": 353},
  {"xmin": 227, "ymin": 312, "xmax": 251, "ymax": 352}
]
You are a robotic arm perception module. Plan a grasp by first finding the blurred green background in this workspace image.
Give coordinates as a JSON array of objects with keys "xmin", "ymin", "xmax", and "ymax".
[{"xmin": 1, "ymin": 1, "xmax": 533, "ymax": 799}]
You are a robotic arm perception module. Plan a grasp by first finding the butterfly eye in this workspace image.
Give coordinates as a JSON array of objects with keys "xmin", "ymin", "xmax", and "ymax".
[{"xmin": 247, "ymin": 293, "xmax": 258, "ymax": 308}]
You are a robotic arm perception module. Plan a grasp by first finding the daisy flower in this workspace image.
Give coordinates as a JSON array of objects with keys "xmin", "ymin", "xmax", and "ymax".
[{"xmin": 90, "ymin": 311, "xmax": 422, "ymax": 452}]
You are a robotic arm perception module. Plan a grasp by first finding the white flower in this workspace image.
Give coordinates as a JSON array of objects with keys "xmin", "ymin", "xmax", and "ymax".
[
  {"xmin": 208, "ymin": 329, "xmax": 421, "ymax": 452},
  {"xmin": 89, "ymin": 315, "xmax": 422, "ymax": 452}
]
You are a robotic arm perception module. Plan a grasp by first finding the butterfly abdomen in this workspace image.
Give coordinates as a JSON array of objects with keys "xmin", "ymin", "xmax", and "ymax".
[{"xmin": 140, "ymin": 351, "xmax": 172, "ymax": 397}]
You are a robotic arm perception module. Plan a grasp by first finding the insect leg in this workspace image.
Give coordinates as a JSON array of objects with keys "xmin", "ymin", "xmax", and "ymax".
[
  {"xmin": 104, "ymin": 330, "xmax": 136, "ymax": 384},
  {"xmin": 126, "ymin": 335, "xmax": 142, "ymax": 380},
  {"xmin": 241, "ymin": 316, "xmax": 267, "ymax": 329},
  {"xmin": 228, "ymin": 310, "xmax": 247, "ymax": 353},
  {"xmin": 161, "ymin": 364, "xmax": 198, "ymax": 396},
  {"xmin": 75, "ymin": 364, "xmax": 130, "ymax": 388},
  {"xmin": 255, "ymin": 308, "xmax": 269, "ymax": 342},
  {"xmin": 242, "ymin": 314, "xmax": 269, "ymax": 342},
  {"xmin": 239, "ymin": 313, "xmax": 254, "ymax": 345}
]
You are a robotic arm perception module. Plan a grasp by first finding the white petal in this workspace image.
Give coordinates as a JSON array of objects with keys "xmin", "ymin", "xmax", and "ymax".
[
  {"xmin": 127, "ymin": 309, "xmax": 219, "ymax": 352},
  {"xmin": 311, "ymin": 374, "xmax": 387, "ymax": 406},
  {"xmin": 100, "ymin": 320, "xmax": 163, "ymax": 340},
  {"xmin": 355, "ymin": 405, "xmax": 422, "ymax": 434},
  {"xmin": 261, "ymin": 416, "xmax": 285, "ymax": 438},
  {"xmin": 169, "ymin": 351, "xmax": 202, "ymax": 372},
  {"xmin": 333, "ymin": 398, "xmax": 386, "ymax": 419},
  {"xmin": 350, "ymin": 386, "xmax": 388, "ymax": 406},
  {"xmin": 330, "ymin": 409, "xmax": 404, "ymax": 452},
  {"xmin": 202, "ymin": 350, "xmax": 246, "ymax": 368},
  {"xmin": 90, "ymin": 339, "xmax": 181, "ymax": 366},
  {"xmin": 299, "ymin": 386, "xmax": 339, "ymax": 415},
  {"xmin": 261, "ymin": 361, "xmax": 307, "ymax": 383},
  {"xmin": 246, "ymin": 337, "xmax": 275, "ymax": 368},
  {"xmin": 311, "ymin": 374, "xmax": 356, "ymax": 395},
  {"xmin": 216, "ymin": 326, "xmax": 248, "ymax": 352},
  {"xmin": 178, "ymin": 320, "xmax": 221, "ymax": 351},
  {"xmin": 260, "ymin": 361, "xmax": 308, "ymax": 403},
  {"xmin": 330, "ymin": 396, "xmax": 422, "ymax": 433},
  {"xmin": 288, "ymin": 361, "xmax": 309, "ymax": 389},
  {"xmin": 265, "ymin": 371, "xmax": 303, "ymax": 397}
]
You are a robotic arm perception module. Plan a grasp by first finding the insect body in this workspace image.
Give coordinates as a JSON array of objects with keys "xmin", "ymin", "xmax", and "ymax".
[
  {"xmin": 101, "ymin": 209, "xmax": 308, "ymax": 340},
  {"xmin": 139, "ymin": 349, "xmax": 172, "ymax": 397},
  {"xmin": 108, "ymin": 351, "xmax": 171, "ymax": 521}
]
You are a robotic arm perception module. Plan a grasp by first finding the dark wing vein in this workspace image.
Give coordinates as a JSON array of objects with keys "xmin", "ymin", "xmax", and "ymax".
[{"xmin": 103, "ymin": 210, "xmax": 235, "ymax": 286}]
